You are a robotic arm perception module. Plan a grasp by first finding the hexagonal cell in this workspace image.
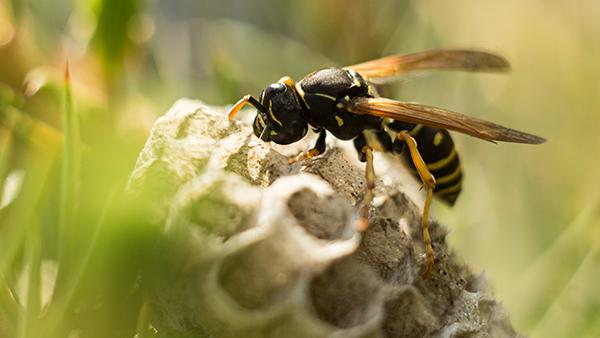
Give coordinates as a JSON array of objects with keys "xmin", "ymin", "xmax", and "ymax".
[
  {"xmin": 309, "ymin": 257, "xmax": 384, "ymax": 329},
  {"xmin": 287, "ymin": 188, "xmax": 353, "ymax": 240}
]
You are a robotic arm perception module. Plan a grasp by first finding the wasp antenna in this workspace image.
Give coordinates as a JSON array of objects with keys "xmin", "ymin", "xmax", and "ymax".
[{"xmin": 228, "ymin": 95, "xmax": 267, "ymax": 121}]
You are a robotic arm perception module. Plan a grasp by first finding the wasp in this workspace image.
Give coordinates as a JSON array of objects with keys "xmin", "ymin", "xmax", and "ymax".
[{"xmin": 227, "ymin": 49, "xmax": 545, "ymax": 277}]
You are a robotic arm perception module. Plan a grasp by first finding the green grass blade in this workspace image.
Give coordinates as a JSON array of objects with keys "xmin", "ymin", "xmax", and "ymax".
[
  {"xmin": 17, "ymin": 225, "xmax": 42, "ymax": 338},
  {"xmin": 92, "ymin": 0, "xmax": 140, "ymax": 79},
  {"xmin": 58, "ymin": 61, "xmax": 81, "ymax": 280},
  {"xmin": 42, "ymin": 188, "xmax": 115, "ymax": 336},
  {"xmin": 0, "ymin": 149, "xmax": 53, "ymax": 336},
  {"xmin": 0, "ymin": 151, "xmax": 53, "ymax": 278}
]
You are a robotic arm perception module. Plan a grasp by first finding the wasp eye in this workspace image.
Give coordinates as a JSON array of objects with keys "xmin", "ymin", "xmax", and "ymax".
[{"xmin": 268, "ymin": 83, "xmax": 286, "ymax": 93}]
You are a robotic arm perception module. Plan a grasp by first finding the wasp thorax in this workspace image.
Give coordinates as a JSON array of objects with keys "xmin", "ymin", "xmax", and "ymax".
[{"xmin": 252, "ymin": 82, "xmax": 308, "ymax": 145}]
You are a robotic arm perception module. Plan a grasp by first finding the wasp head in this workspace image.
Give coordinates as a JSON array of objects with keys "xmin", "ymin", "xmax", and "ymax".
[{"xmin": 253, "ymin": 81, "xmax": 308, "ymax": 145}]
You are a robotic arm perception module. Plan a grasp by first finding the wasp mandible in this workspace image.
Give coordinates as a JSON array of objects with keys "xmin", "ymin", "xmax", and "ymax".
[{"xmin": 227, "ymin": 49, "xmax": 545, "ymax": 277}]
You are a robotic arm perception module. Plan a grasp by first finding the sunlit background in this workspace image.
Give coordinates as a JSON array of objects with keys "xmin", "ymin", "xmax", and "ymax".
[{"xmin": 0, "ymin": 0, "xmax": 599, "ymax": 337}]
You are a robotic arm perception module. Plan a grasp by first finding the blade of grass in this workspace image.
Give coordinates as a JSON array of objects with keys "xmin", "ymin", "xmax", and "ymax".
[
  {"xmin": 17, "ymin": 224, "xmax": 42, "ymax": 338},
  {"xmin": 0, "ymin": 145, "xmax": 54, "ymax": 338},
  {"xmin": 0, "ymin": 101, "xmax": 62, "ymax": 282},
  {"xmin": 0, "ymin": 106, "xmax": 61, "ymax": 302},
  {"xmin": 92, "ymin": 0, "xmax": 140, "ymax": 88},
  {"xmin": 0, "ymin": 150, "xmax": 54, "ymax": 280},
  {"xmin": 42, "ymin": 188, "xmax": 115, "ymax": 336},
  {"xmin": 58, "ymin": 60, "xmax": 80, "ymax": 283}
]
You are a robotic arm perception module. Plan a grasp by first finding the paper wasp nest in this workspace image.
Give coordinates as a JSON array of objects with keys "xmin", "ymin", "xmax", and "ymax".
[{"xmin": 129, "ymin": 99, "xmax": 522, "ymax": 338}]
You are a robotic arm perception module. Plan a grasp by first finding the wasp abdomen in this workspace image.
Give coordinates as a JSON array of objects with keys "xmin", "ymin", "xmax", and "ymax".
[{"xmin": 403, "ymin": 126, "xmax": 463, "ymax": 205}]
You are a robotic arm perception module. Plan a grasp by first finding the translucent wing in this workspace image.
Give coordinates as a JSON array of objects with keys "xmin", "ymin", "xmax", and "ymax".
[
  {"xmin": 348, "ymin": 97, "xmax": 545, "ymax": 144},
  {"xmin": 345, "ymin": 49, "xmax": 510, "ymax": 84}
]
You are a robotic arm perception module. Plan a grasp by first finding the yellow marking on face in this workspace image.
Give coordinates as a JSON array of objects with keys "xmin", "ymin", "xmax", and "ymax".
[
  {"xmin": 353, "ymin": 78, "xmax": 362, "ymax": 87},
  {"xmin": 409, "ymin": 124, "xmax": 423, "ymax": 136},
  {"xmin": 436, "ymin": 181, "xmax": 462, "ymax": 197},
  {"xmin": 268, "ymin": 100, "xmax": 283, "ymax": 127},
  {"xmin": 270, "ymin": 130, "xmax": 278, "ymax": 136},
  {"xmin": 427, "ymin": 148, "xmax": 457, "ymax": 171},
  {"xmin": 435, "ymin": 165, "xmax": 461, "ymax": 185},
  {"xmin": 335, "ymin": 115, "xmax": 344, "ymax": 127},
  {"xmin": 257, "ymin": 114, "xmax": 266, "ymax": 128},
  {"xmin": 433, "ymin": 132, "xmax": 444, "ymax": 146},
  {"xmin": 336, "ymin": 102, "xmax": 344, "ymax": 109}
]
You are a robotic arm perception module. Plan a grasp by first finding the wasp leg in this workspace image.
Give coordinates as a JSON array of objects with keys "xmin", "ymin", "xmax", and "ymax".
[
  {"xmin": 227, "ymin": 95, "xmax": 266, "ymax": 121},
  {"xmin": 357, "ymin": 144, "xmax": 375, "ymax": 232},
  {"xmin": 396, "ymin": 130, "xmax": 436, "ymax": 278},
  {"xmin": 354, "ymin": 129, "xmax": 388, "ymax": 231},
  {"xmin": 288, "ymin": 129, "xmax": 327, "ymax": 164}
]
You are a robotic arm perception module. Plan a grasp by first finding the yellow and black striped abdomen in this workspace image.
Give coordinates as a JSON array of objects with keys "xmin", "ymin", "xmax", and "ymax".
[{"xmin": 402, "ymin": 125, "xmax": 463, "ymax": 205}]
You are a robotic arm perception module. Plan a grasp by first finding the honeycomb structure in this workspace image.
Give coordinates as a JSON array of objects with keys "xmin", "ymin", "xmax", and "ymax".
[{"xmin": 129, "ymin": 99, "xmax": 522, "ymax": 338}]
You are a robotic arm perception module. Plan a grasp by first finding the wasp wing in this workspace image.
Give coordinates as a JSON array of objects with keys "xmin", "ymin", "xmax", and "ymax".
[
  {"xmin": 348, "ymin": 97, "xmax": 545, "ymax": 144},
  {"xmin": 345, "ymin": 49, "xmax": 510, "ymax": 84}
]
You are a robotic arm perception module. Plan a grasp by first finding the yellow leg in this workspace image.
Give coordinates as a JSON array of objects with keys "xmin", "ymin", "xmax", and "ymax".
[
  {"xmin": 288, "ymin": 148, "xmax": 321, "ymax": 164},
  {"xmin": 288, "ymin": 130, "xmax": 327, "ymax": 164},
  {"xmin": 357, "ymin": 145, "xmax": 375, "ymax": 232},
  {"xmin": 397, "ymin": 131, "xmax": 436, "ymax": 278}
]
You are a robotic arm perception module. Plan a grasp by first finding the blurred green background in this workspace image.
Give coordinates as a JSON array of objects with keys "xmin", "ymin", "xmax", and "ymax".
[{"xmin": 0, "ymin": 0, "xmax": 599, "ymax": 337}]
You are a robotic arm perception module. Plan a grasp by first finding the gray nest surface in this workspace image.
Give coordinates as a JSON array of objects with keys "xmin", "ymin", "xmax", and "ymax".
[{"xmin": 128, "ymin": 99, "xmax": 523, "ymax": 338}]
